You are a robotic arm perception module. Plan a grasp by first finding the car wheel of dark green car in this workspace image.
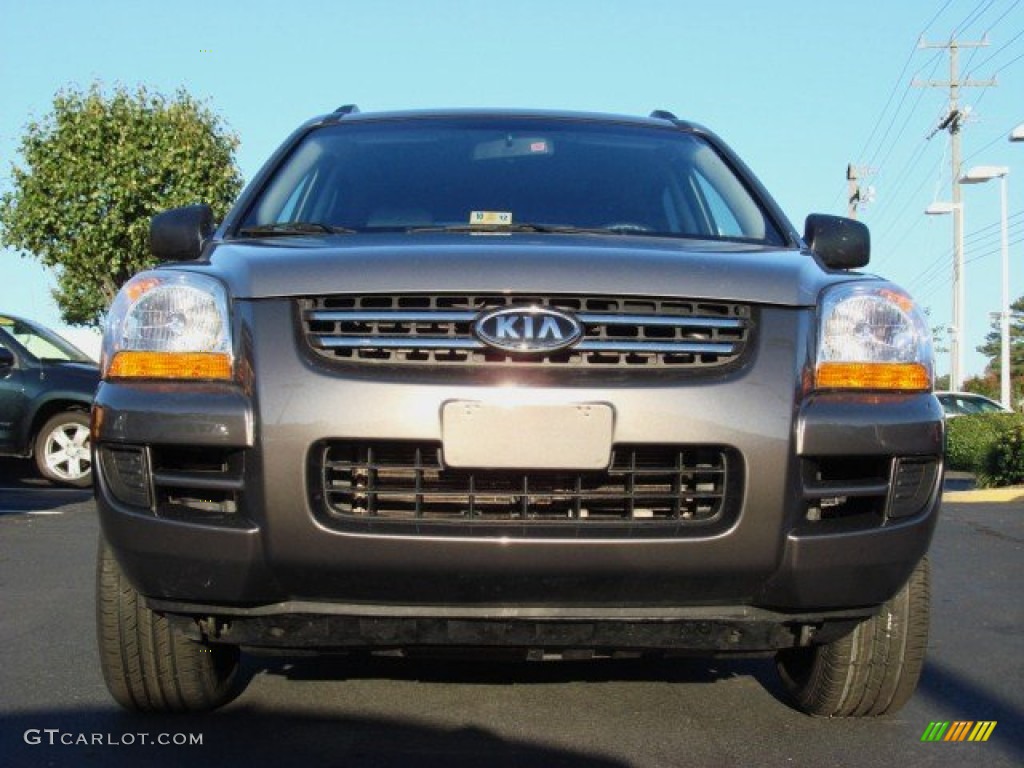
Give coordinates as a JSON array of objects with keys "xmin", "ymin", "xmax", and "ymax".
[{"xmin": 34, "ymin": 410, "xmax": 92, "ymax": 487}]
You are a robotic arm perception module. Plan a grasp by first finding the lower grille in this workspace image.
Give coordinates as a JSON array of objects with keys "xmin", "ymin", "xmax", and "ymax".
[
  {"xmin": 800, "ymin": 455, "xmax": 940, "ymax": 528},
  {"xmin": 313, "ymin": 441, "xmax": 742, "ymax": 538},
  {"xmin": 98, "ymin": 443, "xmax": 249, "ymax": 528}
]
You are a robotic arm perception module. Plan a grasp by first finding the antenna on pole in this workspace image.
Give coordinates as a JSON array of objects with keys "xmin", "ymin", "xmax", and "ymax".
[{"xmin": 846, "ymin": 164, "xmax": 877, "ymax": 219}]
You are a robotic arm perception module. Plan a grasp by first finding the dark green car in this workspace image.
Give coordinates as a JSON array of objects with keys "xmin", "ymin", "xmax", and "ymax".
[{"xmin": 0, "ymin": 314, "xmax": 99, "ymax": 486}]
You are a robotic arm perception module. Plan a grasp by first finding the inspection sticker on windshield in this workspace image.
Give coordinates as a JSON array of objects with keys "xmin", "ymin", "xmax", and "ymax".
[{"xmin": 470, "ymin": 211, "xmax": 512, "ymax": 225}]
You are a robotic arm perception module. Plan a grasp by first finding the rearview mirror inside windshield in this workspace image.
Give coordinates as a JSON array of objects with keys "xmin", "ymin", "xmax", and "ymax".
[{"xmin": 473, "ymin": 136, "xmax": 553, "ymax": 160}]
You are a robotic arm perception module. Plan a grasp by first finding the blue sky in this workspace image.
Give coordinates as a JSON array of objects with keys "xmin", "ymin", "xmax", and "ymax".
[{"xmin": 2, "ymin": 0, "xmax": 1022, "ymax": 377}]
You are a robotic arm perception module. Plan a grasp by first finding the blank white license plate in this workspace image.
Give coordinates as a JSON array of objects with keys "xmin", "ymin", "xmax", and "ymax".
[{"xmin": 441, "ymin": 401, "xmax": 613, "ymax": 470}]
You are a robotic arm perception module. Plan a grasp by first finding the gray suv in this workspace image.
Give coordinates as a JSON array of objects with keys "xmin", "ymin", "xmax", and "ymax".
[{"xmin": 93, "ymin": 108, "xmax": 942, "ymax": 716}]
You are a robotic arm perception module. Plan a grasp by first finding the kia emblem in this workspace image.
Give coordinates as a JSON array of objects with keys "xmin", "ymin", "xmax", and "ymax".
[{"xmin": 473, "ymin": 307, "xmax": 583, "ymax": 353}]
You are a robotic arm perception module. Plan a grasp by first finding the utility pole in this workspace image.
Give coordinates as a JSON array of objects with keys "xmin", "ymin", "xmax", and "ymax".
[
  {"xmin": 913, "ymin": 36, "xmax": 996, "ymax": 390},
  {"xmin": 846, "ymin": 164, "xmax": 874, "ymax": 219}
]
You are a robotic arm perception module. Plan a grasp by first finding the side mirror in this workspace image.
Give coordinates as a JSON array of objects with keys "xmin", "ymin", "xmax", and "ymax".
[
  {"xmin": 0, "ymin": 347, "xmax": 14, "ymax": 371},
  {"xmin": 804, "ymin": 214, "xmax": 870, "ymax": 270},
  {"xmin": 150, "ymin": 204, "xmax": 215, "ymax": 262}
]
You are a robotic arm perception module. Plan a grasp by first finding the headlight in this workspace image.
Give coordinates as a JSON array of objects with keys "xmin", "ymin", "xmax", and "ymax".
[
  {"xmin": 101, "ymin": 272, "xmax": 233, "ymax": 381},
  {"xmin": 815, "ymin": 283, "xmax": 933, "ymax": 391}
]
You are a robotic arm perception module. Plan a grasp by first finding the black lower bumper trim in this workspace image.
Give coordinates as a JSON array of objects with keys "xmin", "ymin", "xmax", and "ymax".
[{"xmin": 160, "ymin": 603, "xmax": 873, "ymax": 652}]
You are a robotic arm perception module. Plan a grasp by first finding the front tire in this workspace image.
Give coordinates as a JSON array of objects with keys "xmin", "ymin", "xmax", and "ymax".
[
  {"xmin": 34, "ymin": 410, "xmax": 92, "ymax": 487},
  {"xmin": 96, "ymin": 538, "xmax": 242, "ymax": 712},
  {"xmin": 776, "ymin": 556, "xmax": 930, "ymax": 717}
]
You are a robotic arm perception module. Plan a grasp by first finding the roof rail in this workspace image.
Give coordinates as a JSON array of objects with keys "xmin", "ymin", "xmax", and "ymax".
[
  {"xmin": 649, "ymin": 109, "xmax": 678, "ymax": 121},
  {"xmin": 334, "ymin": 104, "xmax": 361, "ymax": 115}
]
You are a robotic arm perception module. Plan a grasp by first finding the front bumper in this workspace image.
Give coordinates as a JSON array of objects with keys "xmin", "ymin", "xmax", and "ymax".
[{"xmin": 93, "ymin": 300, "xmax": 943, "ymax": 648}]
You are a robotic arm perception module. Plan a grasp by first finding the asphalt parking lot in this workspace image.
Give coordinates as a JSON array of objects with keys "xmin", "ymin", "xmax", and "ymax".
[{"xmin": 0, "ymin": 458, "xmax": 1021, "ymax": 767}]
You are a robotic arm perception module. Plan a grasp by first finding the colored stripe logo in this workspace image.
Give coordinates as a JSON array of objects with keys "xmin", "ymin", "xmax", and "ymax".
[{"xmin": 921, "ymin": 721, "xmax": 997, "ymax": 742}]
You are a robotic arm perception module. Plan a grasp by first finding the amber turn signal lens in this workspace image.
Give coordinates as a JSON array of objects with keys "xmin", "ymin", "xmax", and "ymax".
[
  {"xmin": 107, "ymin": 351, "xmax": 232, "ymax": 380},
  {"xmin": 815, "ymin": 362, "xmax": 930, "ymax": 391}
]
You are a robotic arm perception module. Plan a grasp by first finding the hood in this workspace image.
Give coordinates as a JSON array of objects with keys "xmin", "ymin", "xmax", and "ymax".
[{"xmin": 185, "ymin": 233, "xmax": 871, "ymax": 307}]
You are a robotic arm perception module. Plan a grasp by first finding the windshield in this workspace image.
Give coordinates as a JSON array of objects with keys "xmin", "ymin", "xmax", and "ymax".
[
  {"xmin": 239, "ymin": 118, "xmax": 785, "ymax": 244},
  {"xmin": 0, "ymin": 316, "xmax": 93, "ymax": 363}
]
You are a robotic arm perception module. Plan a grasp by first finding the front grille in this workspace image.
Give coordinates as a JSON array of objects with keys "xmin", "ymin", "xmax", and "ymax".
[
  {"xmin": 300, "ymin": 294, "xmax": 752, "ymax": 368},
  {"xmin": 313, "ymin": 441, "xmax": 742, "ymax": 538}
]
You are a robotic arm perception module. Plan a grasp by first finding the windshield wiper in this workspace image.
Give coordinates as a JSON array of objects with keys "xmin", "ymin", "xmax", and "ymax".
[
  {"xmin": 237, "ymin": 222, "xmax": 357, "ymax": 237},
  {"xmin": 405, "ymin": 223, "xmax": 624, "ymax": 235}
]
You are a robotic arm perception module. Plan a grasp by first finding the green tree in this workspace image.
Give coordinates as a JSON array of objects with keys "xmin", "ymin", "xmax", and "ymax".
[
  {"xmin": 0, "ymin": 84, "xmax": 242, "ymax": 326},
  {"xmin": 962, "ymin": 372, "xmax": 999, "ymax": 400},
  {"xmin": 974, "ymin": 296, "xmax": 1024, "ymax": 409},
  {"xmin": 923, "ymin": 307, "xmax": 949, "ymax": 356},
  {"xmin": 977, "ymin": 296, "xmax": 1024, "ymax": 380}
]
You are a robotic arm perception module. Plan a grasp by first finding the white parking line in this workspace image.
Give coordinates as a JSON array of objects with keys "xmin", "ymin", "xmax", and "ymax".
[{"xmin": 0, "ymin": 487, "xmax": 89, "ymax": 492}]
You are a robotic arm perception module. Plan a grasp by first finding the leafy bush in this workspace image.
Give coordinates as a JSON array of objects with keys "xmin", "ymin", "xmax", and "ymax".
[
  {"xmin": 944, "ymin": 413, "xmax": 1021, "ymax": 476},
  {"xmin": 986, "ymin": 421, "xmax": 1024, "ymax": 487},
  {"xmin": 945, "ymin": 413, "xmax": 1024, "ymax": 486}
]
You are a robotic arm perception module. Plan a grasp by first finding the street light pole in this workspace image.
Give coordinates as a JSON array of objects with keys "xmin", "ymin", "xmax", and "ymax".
[
  {"xmin": 960, "ymin": 165, "xmax": 1011, "ymax": 407},
  {"xmin": 924, "ymin": 201, "xmax": 961, "ymax": 386},
  {"xmin": 952, "ymin": 141, "xmax": 965, "ymax": 392},
  {"xmin": 1000, "ymin": 173, "xmax": 1010, "ymax": 409},
  {"xmin": 1010, "ymin": 124, "xmax": 1024, "ymax": 408}
]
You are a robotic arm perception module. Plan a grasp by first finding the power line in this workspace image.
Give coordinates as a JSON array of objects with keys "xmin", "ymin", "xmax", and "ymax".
[
  {"xmin": 966, "ymin": 26, "xmax": 1024, "ymax": 74},
  {"xmin": 863, "ymin": 4, "xmax": 1021, "ymax": 238},
  {"xmin": 960, "ymin": 0, "xmax": 1020, "ymax": 73},
  {"xmin": 830, "ymin": 0, "xmax": 956, "ymax": 210},
  {"xmin": 871, "ymin": 130, "xmax": 949, "ymax": 258},
  {"xmin": 952, "ymin": 0, "xmax": 998, "ymax": 37},
  {"xmin": 914, "ymin": 259, "xmax": 953, "ymax": 292},
  {"xmin": 854, "ymin": 0, "xmax": 956, "ymax": 165},
  {"xmin": 966, "ymin": 221, "xmax": 1024, "ymax": 253},
  {"xmin": 839, "ymin": 93, "xmax": 936, "ymax": 222},
  {"xmin": 963, "ymin": 44, "xmax": 1022, "ymax": 114},
  {"xmin": 861, "ymin": 109, "xmax": 947, "ymax": 256},
  {"xmin": 865, "ymin": 50, "xmax": 945, "ymax": 173},
  {"xmin": 964, "ymin": 120, "xmax": 1021, "ymax": 162},
  {"xmin": 903, "ymin": 212, "xmax": 1024, "ymax": 293},
  {"xmin": 992, "ymin": 47, "xmax": 1024, "ymax": 74},
  {"xmin": 862, "ymin": 58, "xmax": 947, "ymax": 234},
  {"xmin": 964, "ymin": 210, "xmax": 1024, "ymax": 245},
  {"xmin": 910, "ymin": 225, "xmax": 1024, "ymax": 302},
  {"xmin": 965, "ymin": 233, "xmax": 1024, "ymax": 266},
  {"xmin": 908, "ymin": 239, "xmax": 959, "ymax": 292},
  {"xmin": 836, "ymin": 1, "xmax": 1020, "ymax": 243},
  {"xmin": 978, "ymin": 0, "xmax": 1021, "ymax": 37}
]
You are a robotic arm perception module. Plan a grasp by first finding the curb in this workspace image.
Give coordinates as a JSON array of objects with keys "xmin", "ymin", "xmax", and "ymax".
[{"xmin": 942, "ymin": 488, "xmax": 1024, "ymax": 504}]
